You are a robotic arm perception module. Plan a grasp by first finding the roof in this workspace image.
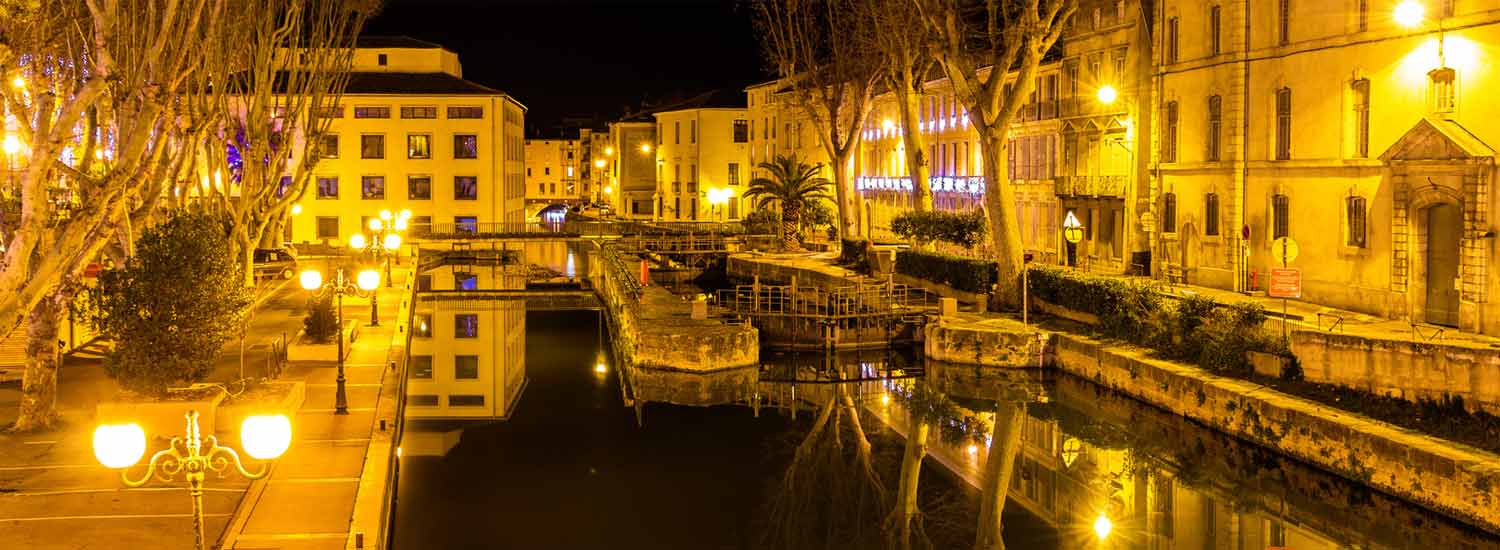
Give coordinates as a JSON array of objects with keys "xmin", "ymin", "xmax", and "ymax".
[
  {"xmin": 344, "ymin": 72, "xmax": 506, "ymax": 96},
  {"xmin": 648, "ymin": 88, "xmax": 746, "ymax": 114},
  {"xmin": 1380, "ymin": 117, "xmax": 1495, "ymax": 161},
  {"xmin": 356, "ymin": 36, "xmax": 443, "ymax": 49}
]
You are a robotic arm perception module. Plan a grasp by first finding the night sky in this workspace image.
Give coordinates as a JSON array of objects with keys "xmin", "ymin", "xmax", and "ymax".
[{"xmin": 364, "ymin": 0, "xmax": 768, "ymax": 135}]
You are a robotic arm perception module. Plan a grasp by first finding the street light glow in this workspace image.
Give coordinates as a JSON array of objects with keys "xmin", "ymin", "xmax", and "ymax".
[
  {"xmin": 1093, "ymin": 513, "xmax": 1113, "ymax": 540},
  {"xmin": 1395, "ymin": 0, "xmax": 1424, "ymax": 28},
  {"xmin": 594, "ymin": 159, "xmax": 606, "ymax": 168},
  {"xmin": 291, "ymin": 204, "xmax": 303, "ymax": 215},
  {"xmin": 393, "ymin": 217, "xmax": 408, "ymax": 231},
  {"xmin": 92, "ymin": 423, "xmax": 146, "ymax": 469},
  {"xmin": 368, "ymin": 218, "xmax": 383, "ymax": 231},
  {"xmin": 10, "ymin": 75, "xmax": 23, "ymax": 89},
  {"xmin": 350, "ymin": 234, "xmax": 367, "ymax": 249},
  {"xmin": 299, "ymin": 269, "xmax": 323, "ymax": 290},
  {"xmin": 1097, "ymin": 85, "xmax": 1118, "ymax": 105},
  {"xmin": 379, "ymin": 209, "xmax": 393, "ymax": 221},
  {"xmin": 399, "ymin": 209, "xmax": 412, "ymax": 220},
  {"xmin": 356, "ymin": 269, "xmax": 380, "ymax": 291},
  {"xmin": 594, "ymin": 362, "xmax": 607, "ymax": 373},
  {"xmin": 640, "ymin": 143, "xmax": 652, "ymax": 154},
  {"xmin": 604, "ymin": 146, "xmax": 614, "ymax": 156},
  {"xmin": 2, "ymin": 134, "xmax": 20, "ymax": 156},
  {"xmin": 240, "ymin": 415, "xmax": 292, "ymax": 460},
  {"xmin": 383, "ymin": 233, "xmax": 402, "ymax": 251}
]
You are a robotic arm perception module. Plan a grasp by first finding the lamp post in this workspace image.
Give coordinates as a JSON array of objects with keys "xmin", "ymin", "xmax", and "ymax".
[
  {"xmin": 1063, "ymin": 210, "xmax": 1084, "ymax": 268},
  {"xmin": 359, "ymin": 209, "xmax": 409, "ymax": 289},
  {"xmin": 94, "ymin": 411, "xmax": 291, "ymax": 550},
  {"xmin": 300, "ymin": 266, "xmax": 379, "ymax": 414}
]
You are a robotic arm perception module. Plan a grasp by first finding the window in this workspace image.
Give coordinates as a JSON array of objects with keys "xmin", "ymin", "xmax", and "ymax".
[
  {"xmin": 455, "ymin": 216, "xmax": 478, "ymax": 234},
  {"xmin": 316, "ymin": 176, "xmax": 338, "ymax": 199},
  {"xmin": 361, "ymin": 134, "xmax": 385, "ymax": 159},
  {"xmin": 544, "ymin": 167, "xmax": 551, "ymax": 176},
  {"xmin": 447, "ymin": 106, "xmax": 483, "ymax": 119},
  {"xmin": 1430, "ymin": 67, "xmax": 1456, "ymax": 114},
  {"xmin": 1352, "ymin": 79, "xmax": 1370, "ymax": 157},
  {"xmin": 414, "ymin": 313, "xmax": 432, "ymax": 336},
  {"xmin": 537, "ymin": 183, "xmax": 545, "ymax": 195},
  {"xmin": 449, "ymin": 395, "xmax": 484, "ymax": 407},
  {"xmin": 674, "ymin": 121, "xmax": 680, "ymax": 144},
  {"xmin": 455, "ymin": 314, "xmax": 479, "ymax": 338},
  {"xmin": 409, "ymin": 395, "xmax": 438, "ymax": 407},
  {"xmin": 1210, "ymin": 5, "xmax": 1222, "ymax": 55},
  {"xmin": 377, "ymin": 53, "xmax": 388, "ymax": 66},
  {"xmin": 566, "ymin": 166, "xmax": 574, "ymax": 178},
  {"xmin": 1112, "ymin": 48, "xmax": 1126, "ymax": 80},
  {"xmin": 410, "ymin": 355, "xmax": 433, "ymax": 379},
  {"xmin": 1064, "ymin": 60, "xmax": 1079, "ymax": 101},
  {"xmin": 407, "ymin": 134, "xmax": 431, "ymax": 159},
  {"xmin": 416, "ymin": 275, "xmax": 432, "ymax": 292},
  {"xmin": 454, "ymin": 176, "xmax": 477, "ymax": 200},
  {"xmin": 690, "ymin": 121, "xmax": 696, "ymax": 143},
  {"xmin": 1279, "ymin": 0, "xmax": 1290, "ymax": 45},
  {"xmin": 361, "ymin": 176, "xmax": 385, "ymax": 200},
  {"xmin": 728, "ymin": 163, "xmax": 740, "ymax": 185},
  {"xmin": 315, "ymin": 216, "xmax": 339, "ymax": 239},
  {"xmin": 1276, "ymin": 88, "xmax": 1292, "ymax": 160},
  {"xmin": 455, "ymin": 355, "xmax": 479, "ymax": 379},
  {"xmin": 455, "ymin": 271, "xmax": 478, "ymax": 290},
  {"xmin": 319, "ymin": 134, "xmax": 338, "ymax": 159},
  {"xmin": 1346, "ymin": 196, "xmax": 1367, "ymax": 247},
  {"xmin": 1166, "ymin": 17, "xmax": 1179, "ymax": 63},
  {"xmin": 1272, "ymin": 194, "xmax": 1290, "ymax": 239},
  {"xmin": 733, "ymin": 120, "xmax": 749, "ymax": 143},
  {"xmin": 454, "ymin": 134, "xmax": 478, "ymax": 159},
  {"xmin": 408, "ymin": 175, "xmax": 431, "ymax": 200},
  {"xmin": 1163, "ymin": 193, "xmax": 1177, "ymax": 233},
  {"xmin": 354, "ymin": 106, "xmax": 390, "ymax": 119},
  {"xmin": 1358, "ymin": 0, "xmax": 1368, "ymax": 31},
  {"xmin": 400, "ymin": 106, "xmax": 437, "ymax": 119},
  {"xmin": 1207, "ymin": 95, "xmax": 1222, "ymax": 161},
  {"xmin": 1205, "ymin": 193, "xmax": 1220, "ymax": 235},
  {"xmin": 320, "ymin": 104, "xmax": 344, "ymax": 119},
  {"xmin": 1164, "ymin": 101, "xmax": 1179, "ymax": 163}
]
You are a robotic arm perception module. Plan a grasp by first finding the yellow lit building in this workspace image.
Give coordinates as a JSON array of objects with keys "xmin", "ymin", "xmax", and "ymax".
[
  {"xmin": 1155, "ymin": 1, "xmax": 1500, "ymax": 332},
  {"xmin": 523, "ymin": 136, "xmax": 581, "ymax": 220},
  {"xmin": 605, "ymin": 117, "xmax": 657, "ymax": 218},
  {"xmin": 744, "ymin": 79, "xmax": 832, "ymax": 180},
  {"xmin": 287, "ymin": 36, "xmax": 526, "ymax": 244},
  {"xmin": 651, "ymin": 101, "xmax": 750, "ymax": 221}
]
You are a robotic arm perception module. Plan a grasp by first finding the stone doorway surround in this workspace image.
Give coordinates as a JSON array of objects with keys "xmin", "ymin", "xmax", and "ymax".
[{"xmin": 1381, "ymin": 117, "xmax": 1494, "ymax": 332}]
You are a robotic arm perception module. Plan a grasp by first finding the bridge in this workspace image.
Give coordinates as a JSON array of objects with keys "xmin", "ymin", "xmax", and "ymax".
[{"xmin": 714, "ymin": 282, "xmax": 937, "ymax": 350}]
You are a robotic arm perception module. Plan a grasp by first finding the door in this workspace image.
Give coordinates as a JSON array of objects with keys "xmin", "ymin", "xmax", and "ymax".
[{"xmin": 1425, "ymin": 203, "xmax": 1462, "ymax": 326}]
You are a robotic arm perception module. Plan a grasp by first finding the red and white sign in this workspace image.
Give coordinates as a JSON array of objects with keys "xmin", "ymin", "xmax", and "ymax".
[{"xmin": 1268, "ymin": 268, "xmax": 1301, "ymax": 299}]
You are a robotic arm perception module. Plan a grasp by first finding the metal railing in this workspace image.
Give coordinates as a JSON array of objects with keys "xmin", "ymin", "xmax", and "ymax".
[
  {"xmin": 599, "ymin": 244, "xmax": 643, "ymax": 303},
  {"xmin": 409, "ymin": 219, "xmax": 756, "ymax": 240},
  {"xmin": 715, "ymin": 283, "xmax": 934, "ymax": 320}
]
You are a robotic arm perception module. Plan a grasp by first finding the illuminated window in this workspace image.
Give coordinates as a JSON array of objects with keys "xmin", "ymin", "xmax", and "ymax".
[
  {"xmin": 733, "ymin": 120, "xmax": 748, "ymax": 143},
  {"xmin": 1205, "ymin": 193, "xmax": 1220, "ymax": 236},
  {"xmin": 454, "ymin": 314, "xmax": 479, "ymax": 338},
  {"xmin": 407, "ymin": 134, "xmax": 431, "ymax": 159},
  {"xmin": 319, "ymin": 134, "xmax": 338, "ymax": 159},
  {"xmin": 1206, "ymin": 95, "xmax": 1222, "ymax": 161},
  {"xmin": 1162, "ymin": 193, "xmax": 1177, "ymax": 233},
  {"xmin": 1163, "ymin": 101, "xmax": 1178, "ymax": 163},
  {"xmin": 454, "ymin": 216, "xmax": 477, "ymax": 234},
  {"xmin": 1346, "ymin": 196, "xmax": 1367, "ymax": 247},
  {"xmin": 316, "ymin": 176, "xmax": 338, "ymax": 199},
  {"xmin": 353, "ymin": 106, "xmax": 389, "ymax": 119},
  {"xmin": 361, "ymin": 176, "xmax": 384, "ymax": 200},
  {"xmin": 453, "ymin": 134, "xmax": 478, "ymax": 159},
  {"xmin": 1275, "ymin": 88, "xmax": 1292, "ymax": 160},
  {"xmin": 1352, "ymin": 79, "xmax": 1370, "ymax": 157},
  {"xmin": 1272, "ymin": 194, "xmax": 1290, "ymax": 239},
  {"xmin": 414, "ymin": 314, "xmax": 432, "ymax": 336},
  {"xmin": 1429, "ymin": 67, "xmax": 1456, "ymax": 114},
  {"xmin": 454, "ymin": 176, "xmax": 477, "ymax": 200}
]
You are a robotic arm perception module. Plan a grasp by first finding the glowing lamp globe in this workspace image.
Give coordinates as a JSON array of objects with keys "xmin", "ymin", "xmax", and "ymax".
[
  {"xmin": 383, "ymin": 234, "xmax": 402, "ymax": 251},
  {"xmin": 299, "ymin": 270, "xmax": 323, "ymax": 290},
  {"xmin": 378, "ymin": 209, "xmax": 393, "ymax": 221},
  {"xmin": 290, "ymin": 204, "xmax": 303, "ymax": 215},
  {"xmin": 356, "ymin": 269, "xmax": 380, "ymax": 291},
  {"xmin": 1394, "ymin": 0, "xmax": 1424, "ymax": 28},
  {"xmin": 93, "ymin": 423, "xmax": 147, "ymax": 469},
  {"xmin": 349, "ymin": 234, "xmax": 367, "ymax": 249},
  {"xmin": 393, "ymin": 218, "xmax": 408, "ymax": 231},
  {"xmin": 594, "ymin": 159, "xmax": 606, "ymax": 168},
  {"xmin": 1093, "ymin": 513, "xmax": 1113, "ymax": 540},
  {"xmin": 368, "ymin": 218, "xmax": 383, "ymax": 231},
  {"xmin": 399, "ymin": 209, "xmax": 412, "ymax": 220},
  {"xmin": 594, "ymin": 363, "xmax": 607, "ymax": 374},
  {"xmin": 1, "ymin": 134, "xmax": 20, "ymax": 156},
  {"xmin": 1096, "ymin": 85, "xmax": 1119, "ymax": 105},
  {"xmin": 240, "ymin": 414, "xmax": 292, "ymax": 460},
  {"xmin": 639, "ymin": 143, "xmax": 652, "ymax": 154},
  {"xmin": 10, "ymin": 75, "xmax": 23, "ymax": 89}
]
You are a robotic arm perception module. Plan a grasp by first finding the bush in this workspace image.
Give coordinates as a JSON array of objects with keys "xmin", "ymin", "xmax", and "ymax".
[
  {"xmin": 303, "ymin": 292, "xmax": 339, "ymax": 343},
  {"xmin": 741, "ymin": 209, "xmax": 779, "ymax": 236},
  {"xmin": 890, "ymin": 209, "xmax": 988, "ymax": 248},
  {"xmin": 839, "ymin": 238, "xmax": 869, "ymax": 272},
  {"xmin": 92, "ymin": 213, "xmax": 252, "ymax": 395},
  {"xmin": 895, "ymin": 249, "xmax": 998, "ymax": 294}
]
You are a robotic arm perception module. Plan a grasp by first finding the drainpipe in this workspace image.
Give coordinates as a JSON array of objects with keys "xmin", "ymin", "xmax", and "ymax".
[{"xmin": 1238, "ymin": 0, "xmax": 1252, "ymax": 293}]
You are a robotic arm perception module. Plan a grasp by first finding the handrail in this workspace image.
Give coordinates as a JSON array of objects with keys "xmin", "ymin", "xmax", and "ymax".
[{"xmin": 1317, "ymin": 312, "xmax": 1344, "ymax": 333}]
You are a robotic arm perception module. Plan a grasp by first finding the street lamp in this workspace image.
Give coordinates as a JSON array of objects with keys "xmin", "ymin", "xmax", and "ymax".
[
  {"xmin": 94, "ymin": 411, "xmax": 291, "ymax": 550},
  {"xmin": 300, "ymin": 266, "xmax": 380, "ymax": 414},
  {"xmin": 1093, "ymin": 512, "xmax": 1113, "ymax": 543},
  {"xmin": 1096, "ymin": 85, "xmax": 1119, "ymax": 106},
  {"xmin": 1394, "ymin": 0, "xmax": 1424, "ymax": 28},
  {"xmin": 357, "ymin": 209, "xmax": 408, "ymax": 289}
]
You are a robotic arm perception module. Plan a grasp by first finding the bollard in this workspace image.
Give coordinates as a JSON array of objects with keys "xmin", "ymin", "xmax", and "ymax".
[{"xmin": 940, "ymin": 297, "xmax": 958, "ymax": 317}]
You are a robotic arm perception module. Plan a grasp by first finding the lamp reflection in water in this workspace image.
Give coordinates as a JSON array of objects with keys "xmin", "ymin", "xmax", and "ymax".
[{"xmin": 94, "ymin": 411, "xmax": 291, "ymax": 550}]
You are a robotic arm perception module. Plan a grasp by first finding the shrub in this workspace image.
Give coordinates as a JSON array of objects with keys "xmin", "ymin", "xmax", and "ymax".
[
  {"xmin": 895, "ymin": 249, "xmax": 998, "ymax": 294},
  {"xmin": 92, "ymin": 213, "xmax": 252, "ymax": 395},
  {"xmin": 890, "ymin": 209, "xmax": 987, "ymax": 248},
  {"xmin": 741, "ymin": 209, "xmax": 779, "ymax": 236},
  {"xmin": 303, "ymin": 292, "xmax": 339, "ymax": 343},
  {"xmin": 839, "ymin": 238, "xmax": 869, "ymax": 272}
]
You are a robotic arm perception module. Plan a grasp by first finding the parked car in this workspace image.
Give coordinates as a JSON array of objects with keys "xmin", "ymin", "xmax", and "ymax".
[{"xmin": 252, "ymin": 248, "xmax": 299, "ymax": 280}]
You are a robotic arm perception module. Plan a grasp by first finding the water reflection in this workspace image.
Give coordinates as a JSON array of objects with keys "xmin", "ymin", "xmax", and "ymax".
[{"xmin": 407, "ymin": 297, "xmax": 525, "ymax": 420}]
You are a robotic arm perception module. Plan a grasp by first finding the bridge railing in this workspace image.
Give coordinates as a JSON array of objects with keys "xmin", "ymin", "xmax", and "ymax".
[{"xmin": 715, "ymin": 282, "xmax": 935, "ymax": 319}]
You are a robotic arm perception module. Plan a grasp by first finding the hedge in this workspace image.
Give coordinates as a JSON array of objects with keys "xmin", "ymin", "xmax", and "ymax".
[
  {"xmin": 839, "ymin": 238, "xmax": 869, "ymax": 272},
  {"xmin": 895, "ymin": 249, "xmax": 998, "ymax": 294},
  {"xmin": 1027, "ymin": 266, "xmax": 1289, "ymax": 375},
  {"xmin": 890, "ymin": 209, "xmax": 987, "ymax": 248}
]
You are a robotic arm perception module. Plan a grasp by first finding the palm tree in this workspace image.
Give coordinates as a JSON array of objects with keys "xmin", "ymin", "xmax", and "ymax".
[{"xmin": 745, "ymin": 155, "xmax": 833, "ymax": 250}]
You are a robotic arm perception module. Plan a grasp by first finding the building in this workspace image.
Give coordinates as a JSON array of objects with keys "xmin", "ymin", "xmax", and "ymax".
[
  {"xmin": 745, "ymin": 80, "xmax": 832, "ymax": 181},
  {"xmin": 580, "ymin": 128, "xmax": 611, "ymax": 205},
  {"xmin": 287, "ymin": 36, "xmax": 526, "ymax": 244},
  {"xmin": 407, "ymin": 263, "xmax": 527, "ymax": 420},
  {"xmin": 1154, "ymin": 1, "xmax": 1500, "ymax": 333},
  {"xmin": 606, "ymin": 116, "xmax": 658, "ymax": 218},
  {"xmin": 650, "ymin": 90, "xmax": 749, "ymax": 221},
  {"xmin": 523, "ymin": 136, "xmax": 581, "ymax": 220}
]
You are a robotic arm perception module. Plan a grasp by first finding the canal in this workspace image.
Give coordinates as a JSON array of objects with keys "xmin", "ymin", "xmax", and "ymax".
[{"xmin": 393, "ymin": 247, "xmax": 1500, "ymax": 549}]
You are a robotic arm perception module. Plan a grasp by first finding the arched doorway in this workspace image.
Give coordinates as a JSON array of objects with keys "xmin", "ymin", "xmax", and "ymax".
[
  {"xmin": 538, "ymin": 204, "xmax": 569, "ymax": 225},
  {"xmin": 1425, "ymin": 203, "xmax": 1462, "ymax": 326}
]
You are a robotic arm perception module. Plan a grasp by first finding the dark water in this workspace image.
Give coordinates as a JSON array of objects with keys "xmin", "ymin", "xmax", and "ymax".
[{"xmin": 394, "ymin": 305, "xmax": 1500, "ymax": 550}]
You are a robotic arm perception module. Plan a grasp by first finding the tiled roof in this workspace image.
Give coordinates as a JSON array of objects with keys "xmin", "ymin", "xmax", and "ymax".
[
  {"xmin": 356, "ymin": 36, "xmax": 443, "ymax": 49},
  {"xmin": 344, "ymin": 72, "xmax": 506, "ymax": 96}
]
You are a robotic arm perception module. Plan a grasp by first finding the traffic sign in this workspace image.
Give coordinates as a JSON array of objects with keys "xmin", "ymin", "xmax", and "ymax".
[
  {"xmin": 1269, "ymin": 268, "xmax": 1301, "ymax": 298},
  {"xmin": 1272, "ymin": 236, "xmax": 1299, "ymax": 266}
]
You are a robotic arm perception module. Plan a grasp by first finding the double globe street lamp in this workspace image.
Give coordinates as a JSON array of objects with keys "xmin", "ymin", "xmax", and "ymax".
[
  {"xmin": 299, "ymin": 266, "xmax": 380, "ymax": 414},
  {"xmin": 353, "ymin": 208, "xmax": 409, "ymax": 291},
  {"xmin": 94, "ymin": 411, "xmax": 292, "ymax": 550}
]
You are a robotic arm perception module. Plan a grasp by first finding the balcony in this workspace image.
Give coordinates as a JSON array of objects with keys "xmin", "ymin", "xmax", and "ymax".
[{"xmin": 1053, "ymin": 175, "xmax": 1125, "ymax": 198}]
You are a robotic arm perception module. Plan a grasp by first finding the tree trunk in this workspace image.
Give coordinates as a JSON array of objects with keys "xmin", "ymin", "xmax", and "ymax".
[
  {"xmin": 831, "ymin": 151, "xmax": 860, "ymax": 239},
  {"xmin": 973, "ymin": 400, "xmax": 1026, "ymax": 550},
  {"xmin": 10, "ymin": 293, "xmax": 65, "ymax": 432},
  {"xmin": 887, "ymin": 418, "xmax": 930, "ymax": 550},
  {"xmin": 979, "ymin": 136, "xmax": 1026, "ymax": 309},
  {"xmin": 241, "ymin": 239, "xmax": 257, "ymax": 289},
  {"xmin": 896, "ymin": 71, "xmax": 933, "ymax": 213},
  {"xmin": 782, "ymin": 202, "xmax": 803, "ymax": 250}
]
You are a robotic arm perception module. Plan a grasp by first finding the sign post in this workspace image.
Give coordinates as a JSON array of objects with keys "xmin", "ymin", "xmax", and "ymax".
[{"xmin": 1269, "ymin": 237, "xmax": 1300, "ymax": 343}]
